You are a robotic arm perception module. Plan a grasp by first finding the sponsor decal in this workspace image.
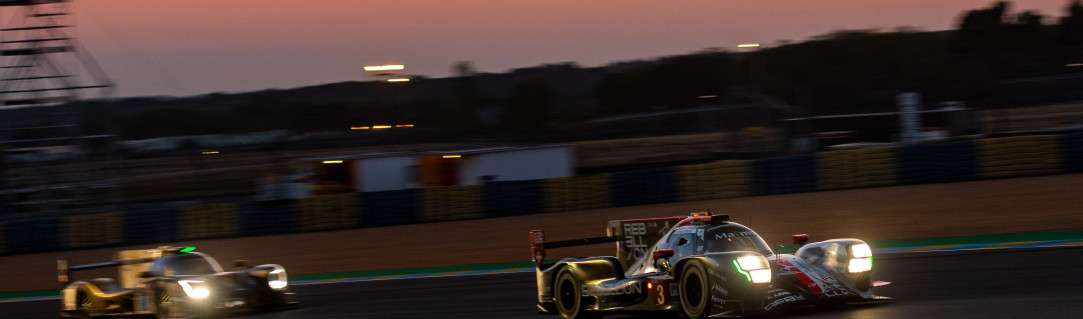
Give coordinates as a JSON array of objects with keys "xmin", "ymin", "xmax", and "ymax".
[
  {"xmin": 670, "ymin": 283, "xmax": 680, "ymax": 297},
  {"xmin": 707, "ymin": 268, "xmax": 728, "ymax": 282},
  {"xmin": 581, "ymin": 282, "xmax": 644, "ymax": 297},
  {"xmin": 623, "ymin": 223, "xmax": 649, "ymax": 262},
  {"xmin": 765, "ymin": 294, "xmax": 805, "ymax": 311},
  {"xmin": 710, "ymin": 232, "xmax": 753, "ymax": 240},
  {"xmin": 765, "ymin": 289, "xmax": 793, "ymax": 300},
  {"xmin": 825, "ymin": 290, "xmax": 855, "ymax": 298},
  {"xmin": 711, "ymin": 295, "xmax": 727, "ymax": 306},
  {"xmin": 711, "ymin": 284, "xmax": 729, "ymax": 297}
]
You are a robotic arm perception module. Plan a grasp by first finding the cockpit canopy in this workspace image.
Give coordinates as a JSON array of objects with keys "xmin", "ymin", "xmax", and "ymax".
[
  {"xmin": 149, "ymin": 252, "xmax": 224, "ymax": 276},
  {"xmin": 659, "ymin": 223, "xmax": 774, "ymax": 260}
]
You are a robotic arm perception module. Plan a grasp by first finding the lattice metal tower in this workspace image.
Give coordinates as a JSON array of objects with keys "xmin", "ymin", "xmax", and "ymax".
[
  {"xmin": 0, "ymin": 0, "xmax": 114, "ymax": 216},
  {"xmin": 0, "ymin": 0, "xmax": 111, "ymax": 108}
]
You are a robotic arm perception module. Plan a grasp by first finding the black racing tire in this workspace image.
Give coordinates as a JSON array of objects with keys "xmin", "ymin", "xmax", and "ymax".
[
  {"xmin": 553, "ymin": 267, "xmax": 599, "ymax": 319},
  {"xmin": 679, "ymin": 260, "xmax": 710, "ymax": 319},
  {"xmin": 155, "ymin": 283, "xmax": 197, "ymax": 319},
  {"xmin": 74, "ymin": 290, "xmax": 92, "ymax": 319}
]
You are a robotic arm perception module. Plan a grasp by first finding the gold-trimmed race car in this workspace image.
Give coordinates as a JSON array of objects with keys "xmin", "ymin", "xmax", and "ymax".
[
  {"xmin": 58, "ymin": 246, "xmax": 295, "ymax": 318},
  {"xmin": 530, "ymin": 212, "xmax": 890, "ymax": 318}
]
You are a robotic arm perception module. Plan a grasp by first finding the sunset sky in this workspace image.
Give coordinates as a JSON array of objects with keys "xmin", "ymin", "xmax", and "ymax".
[{"xmin": 46, "ymin": 0, "xmax": 1071, "ymax": 97}]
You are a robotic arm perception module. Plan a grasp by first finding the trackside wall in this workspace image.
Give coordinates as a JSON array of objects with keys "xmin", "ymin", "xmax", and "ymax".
[{"xmin": 5, "ymin": 133, "xmax": 1083, "ymax": 255}]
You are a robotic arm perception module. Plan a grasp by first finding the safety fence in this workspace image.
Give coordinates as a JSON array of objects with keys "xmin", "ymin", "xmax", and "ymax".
[{"xmin": 4, "ymin": 133, "xmax": 1083, "ymax": 255}]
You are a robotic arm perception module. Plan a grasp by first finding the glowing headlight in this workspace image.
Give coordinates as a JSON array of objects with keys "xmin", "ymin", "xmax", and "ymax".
[
  {"xmin": 848, "ymin": 257, "xmax": 873, "ymax": 273},
  {"xmin": 851, "ymin": 243, "xmax": 873, "ymax": 258},
  {"xmin": 268, "ymin": 267, "xmax": 288, "ymax": 290},
  {"xmin": 178, "ymin": 280, "xmax": 210, "ymax": 299},
  {"xmin": 733, "ymin": 256, "xmax": 772, "ymax": 284},
  {"xmin": 736, "ymin": 256, "xmax": 769, "ymax": 270},
  {"xmin": 749, "ymin": 269, "xmax": 772, "ymax": 283}
]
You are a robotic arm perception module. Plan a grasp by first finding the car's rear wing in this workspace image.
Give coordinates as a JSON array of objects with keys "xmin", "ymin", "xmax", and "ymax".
[
  {"xmin": 529, "ymin": 230, "xmax": 618, "ymax": 268},
  {"xmin": 57, "ymin": 259, "xmax": 123, "ymax": 287}
]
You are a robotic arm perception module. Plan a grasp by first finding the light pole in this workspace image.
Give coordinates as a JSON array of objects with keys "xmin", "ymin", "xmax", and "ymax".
[{"xmin": 362, "ymin": 63, "xmax": 416, "ymax": 148}]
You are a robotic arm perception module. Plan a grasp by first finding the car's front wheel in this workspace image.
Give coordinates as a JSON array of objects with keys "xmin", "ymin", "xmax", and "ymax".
[
  {"xmin": 553, "ymin": 267, "xmax": 599, "ymax": 319},
  {"xmin": 154, "ymin": 283, "xmax": 198, "ymax": 319},
  {"xmin": 680, "ymin": 260, "xmax": 710, "ymax": 319}
]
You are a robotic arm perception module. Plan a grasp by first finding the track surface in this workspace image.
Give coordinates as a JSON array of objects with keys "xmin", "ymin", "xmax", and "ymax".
[{"xmin": 6, "ymin": 246, "xmax": 1082, "ymax": 318}]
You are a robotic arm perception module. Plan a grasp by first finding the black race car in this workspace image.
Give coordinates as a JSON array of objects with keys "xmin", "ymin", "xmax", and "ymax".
[
  {"xmin": 58, "ymin": 246, "xmax": 295, "ymax": 318},
  {"xmin": 531, "ymin": 212, "xmax": 889, "ymax": 318}
]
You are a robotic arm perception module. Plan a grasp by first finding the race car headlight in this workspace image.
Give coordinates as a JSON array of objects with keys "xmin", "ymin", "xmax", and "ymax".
[
  {"xmin": 851, "ymin": 243, "xmax": 872, "ymax": 258},
  {"xmin": 848, "ymin": 243, "xmax": 873, "ymax": 273},
  {"xmin": 178, "ymin": 280, "xmax": 210, "ymax": 299},
  {"xmin": 734, "ymin": 256, "xmax": 772, "ymax": 284},
  {"xmin": 268, "ymin": 267, "xmax": 288, "ymax": 290},
  {"xmin": 848, "ymin": 257, "xmax": 873, "ymax": 273}
]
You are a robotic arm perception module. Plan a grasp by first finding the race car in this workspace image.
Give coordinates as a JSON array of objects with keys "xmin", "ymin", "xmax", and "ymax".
[
  {"xmin": 57, "ymin": 246, "xmax": 295, "ymax": 318},
  {"xmin": 530, "ymin": 212, "xmax": 889, "ymax": 318}
]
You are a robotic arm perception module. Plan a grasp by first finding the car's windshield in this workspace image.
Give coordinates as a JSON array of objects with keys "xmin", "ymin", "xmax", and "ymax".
[
  {"xmin": 703, "ymin": 224, "xmax": 774, "ymax": 256},
  {"xmin": 166, "ymin": 255, "xmax": 221, "ymax": 276}
]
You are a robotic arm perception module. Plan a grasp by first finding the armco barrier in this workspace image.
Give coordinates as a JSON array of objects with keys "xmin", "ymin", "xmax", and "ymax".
[
  {"xmin": 294, "ymin": 193, "xmax": 357, "ymax": 232},
  {"xmin": 359, "ymin": 189, "xmax": 419, "ymax": 227},
  {"xmin": 609, "ymin": 167, "xmax": 678, "ymax": 207},
  {"xmin": 6, "ymin": 218, "xmax": 61, "ymax": 254},
  {"xmin": 420, "ymin": 185, "xmax": 482, "ymax": 222},
  {"xmin": 179, "ymin": 204, "xmax": 238, "ymax": 240},
  {"xmin": 124, "ymin": 208, "xmax": 178, "ymax": 244},
  {"xmin": 483, "ymin": 180, "xmax": 542, "ymax": 218},
  {"xmin": 64, "ymin": 212, "xmax": 124, "ymax": 249},
  {"xmin": 238, "ymin": 200, "xmax": 293, "ymax": 236},
  {"xmin": 818, "ymin": 147, "xmax": 897, "ymax": 190},
  {"xmin": 542, "ymin": 174, "xmax": 610, "ymax": 213},
  {"xmin": 1060, "ymin": 132, "xmax": 1083, "ymax": 173},
  {"xmin": 751, "ymin": 155, "xmax": 818, "ymax": 196},
  {"xmin": 677, "ymin": 160, "xmax": 750, "ymax": 201}
]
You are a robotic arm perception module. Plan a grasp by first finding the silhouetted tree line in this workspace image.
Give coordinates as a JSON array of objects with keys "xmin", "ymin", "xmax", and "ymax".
[{"xmin": 8, "ymin": 0, "xmax": 1083, "ymax": 144}]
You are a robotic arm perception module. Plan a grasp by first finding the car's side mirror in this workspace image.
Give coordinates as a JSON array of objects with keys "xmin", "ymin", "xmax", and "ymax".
[
  {"xmin": 792, "ymin": 234, "xmax": 810, "ymax": 246},
  {"xmin": 652, "ymin": 249, "xmax": 675, "ymax": 260},
  {"xmin": 652, "ymin": 249, "xmax": 675, "ymax": 272},
  {"xmin": 233, "ymin": 260, "xmax": 250, "ymax": 269}
]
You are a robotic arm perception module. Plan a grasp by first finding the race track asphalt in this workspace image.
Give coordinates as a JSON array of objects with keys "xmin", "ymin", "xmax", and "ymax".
[{"xmin": 5, "ymin": 245, "xmax": 1082, "ymax": 318}]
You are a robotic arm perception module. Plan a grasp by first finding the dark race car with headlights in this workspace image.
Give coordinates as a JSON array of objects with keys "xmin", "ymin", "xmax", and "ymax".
[
  {"xmin": 530, "ymin": 212, "xmax": 889, "ymax": 319},
  {"xmin": 58, "ymin": 246, "xmax": 295, "ymax": 318}
]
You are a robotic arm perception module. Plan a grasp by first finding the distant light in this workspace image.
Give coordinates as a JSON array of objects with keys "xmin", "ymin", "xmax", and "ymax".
[
  {"xmin": 698, "ymin": 95, "xmax": 718, "ymax": 99},
  {"xmin": 442, "ymin": 155, "xmax": 461, "ymax": 158},
  {"xmin": 387, "ymin": 78, "xmax": 411, "ymax": 83},
  {"xmin": 372, "ymin": 125, "xmax": 392, "ymax": 129},
  {"xmin": 737, "ymin": 43, "xmax": 761, "ymax": 48},
  {"xmin": 351, "ymin": 126, "xmax": 370, "ymax": 130},
  {"xmin": 201, "ymin": 151, "xmax": 219, "ymax": 155},
  {"xmin": 364, "ymin": 64, "xmax": 405, "ymax": 72},
  {"xmin": 1068, "ymin": 63, "xmax": 1083, "ymax": 67},
  {"xmin": 395, "ymin": 124, "xmax": 414, "ymax": 128},
  {"xmin": 322, "ymin": 160, "xmax": 343, "ymax": 164}
]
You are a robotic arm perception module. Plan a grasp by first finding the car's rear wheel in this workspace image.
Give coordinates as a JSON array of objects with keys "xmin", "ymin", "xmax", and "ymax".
[
  {"xmin": 554, "ymin": 267, "xmax": 598, "ymax": 319},
  {"xmin": 74, "ymin": 290, "xmax": 92, "ymax": 319},
  {"xmin": 680, "ymin": 260, "xmax": 710, "ymax": 319}
]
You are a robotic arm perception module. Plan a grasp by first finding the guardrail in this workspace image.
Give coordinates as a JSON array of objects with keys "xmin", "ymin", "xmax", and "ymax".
[{"xmin": 3, "ymin": 132, "xmax": 1083, "ymax": 256}]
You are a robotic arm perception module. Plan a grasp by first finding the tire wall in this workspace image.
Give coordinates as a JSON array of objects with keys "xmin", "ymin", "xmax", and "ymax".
[{"xmin": 6, "ymin": 133, "xmax": 1083, "ymax": 255}]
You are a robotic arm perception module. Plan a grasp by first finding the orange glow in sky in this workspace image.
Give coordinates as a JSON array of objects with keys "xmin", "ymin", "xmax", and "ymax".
[{"xmin": 56, "ymin": 0, "xmax": 1068, "ymax": 97}]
